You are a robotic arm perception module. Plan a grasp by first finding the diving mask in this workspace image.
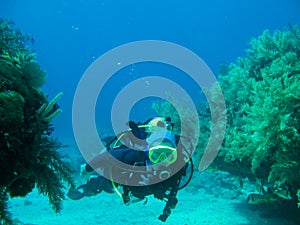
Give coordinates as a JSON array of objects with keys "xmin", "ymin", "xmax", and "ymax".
[
  {"xmin": 147, "ymin": 129, "xmax": 177, "ymax": 165},
  {"xmin": 148, "ymin": 141, "xmax": 177, "ymax": 165}
]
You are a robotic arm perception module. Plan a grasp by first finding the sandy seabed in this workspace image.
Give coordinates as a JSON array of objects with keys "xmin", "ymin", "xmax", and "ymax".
[{"xmin": 8, "ymin": 171, "xmax": 299, "ymax": 225}]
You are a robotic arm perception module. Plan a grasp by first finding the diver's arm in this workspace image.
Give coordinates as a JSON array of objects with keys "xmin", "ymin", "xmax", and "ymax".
[{"xmin": 81, "ymin": 147, "xmax": 143, "ymax": 175}]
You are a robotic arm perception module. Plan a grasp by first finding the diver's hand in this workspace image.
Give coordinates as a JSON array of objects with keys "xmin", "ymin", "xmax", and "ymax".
[{"xmin": 80, "ymin": 164, "xmax": 89, "ymax": 176}]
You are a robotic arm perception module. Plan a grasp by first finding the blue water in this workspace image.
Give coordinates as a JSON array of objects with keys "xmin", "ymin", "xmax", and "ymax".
[
  {"xmin": 2, "ymin": 1, "xmax": 300, "ymax": 224},
  {"xmin": 1, "ymin": 0, "xmax": 300, "ymax": 139}
]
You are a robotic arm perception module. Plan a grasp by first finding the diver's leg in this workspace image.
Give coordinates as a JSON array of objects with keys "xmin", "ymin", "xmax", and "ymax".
[
  {"xmin": 79, "ymin": 148, "xmax": 144, "ymax": 195},
  {"xmin": 84, "ymin": 148, "xmax": 143, "ymax": 173},
  {"xmin": 67, "ymin": 175, "xmax": 114, "ymax": 200}
]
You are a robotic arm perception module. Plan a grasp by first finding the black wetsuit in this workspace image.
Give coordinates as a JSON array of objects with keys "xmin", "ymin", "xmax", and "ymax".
[{"xmin": 85, "ymin": 147, "xmax": 146, "ymax": 172}]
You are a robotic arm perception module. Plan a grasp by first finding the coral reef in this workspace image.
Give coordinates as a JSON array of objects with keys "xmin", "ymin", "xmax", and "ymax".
[{"xmin": 0, "ymin": 18, "xmax": 74, "ymax": 224}]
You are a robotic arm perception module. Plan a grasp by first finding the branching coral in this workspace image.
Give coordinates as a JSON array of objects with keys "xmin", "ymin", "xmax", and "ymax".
[{"xmin": 0, "ymin": 18, "xmax": 74, "ymax": 224}]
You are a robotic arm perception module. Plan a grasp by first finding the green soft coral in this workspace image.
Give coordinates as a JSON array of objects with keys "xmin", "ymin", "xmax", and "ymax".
[{"xmin": 220, "ymin": 25, "xmax": 300, "ymax": 201}]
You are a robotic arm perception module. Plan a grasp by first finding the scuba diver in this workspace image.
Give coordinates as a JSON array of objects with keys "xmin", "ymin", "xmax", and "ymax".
[{"xmin": 67, "ymin": 117, "xmax": 194, "ymax": 222}]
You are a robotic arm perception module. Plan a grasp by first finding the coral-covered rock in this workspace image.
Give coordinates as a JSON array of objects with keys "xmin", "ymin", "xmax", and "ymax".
[
  {"xmin": 0, "ymin": 18, "xmax": 74, "ymax": 225},
  {"xmin": 0, "ymin": 90, "xmax": 24, "ymax": 129}
]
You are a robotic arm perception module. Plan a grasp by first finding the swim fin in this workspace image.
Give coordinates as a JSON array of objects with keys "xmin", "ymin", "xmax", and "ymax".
[
  {"xmin": 67, "ymin": 176, "xmax": 114, "ymax": 200},
  {"xmin": 67, "ymin": 188, "xmax": 85, "ymax": 200}
]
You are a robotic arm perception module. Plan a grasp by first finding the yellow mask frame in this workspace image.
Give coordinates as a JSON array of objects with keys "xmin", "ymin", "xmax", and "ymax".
[{"xmin": 148, "ymin": 145, "xmax": 177, "ymax": 165}]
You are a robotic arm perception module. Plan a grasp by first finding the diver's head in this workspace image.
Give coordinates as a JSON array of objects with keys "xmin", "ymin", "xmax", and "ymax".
[
  {"xmin": 148, "ymin": 140, "xmax": 177, "ymax": 165},
  {"xmin": 146, "ymin": 128, "xmax": 177, "ymax": 180},
  {"xmin": 146, "ymin": 117, "xmax": 174, "ymax": 133}
]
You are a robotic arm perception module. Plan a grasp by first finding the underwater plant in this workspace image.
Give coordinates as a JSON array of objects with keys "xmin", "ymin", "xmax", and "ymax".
[{"xmin": 0, "ymin": 18, "xmax": 74, "ymax": 224}]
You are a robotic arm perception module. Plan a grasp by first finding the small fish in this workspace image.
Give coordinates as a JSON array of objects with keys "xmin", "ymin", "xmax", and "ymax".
[
  {"xmin": 247, "ymin": 192, "xmax": 279, "ymax": 204},
  {"xmin": 273, "ymin": 187, "xmax": 292, "ymax": 200}
]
